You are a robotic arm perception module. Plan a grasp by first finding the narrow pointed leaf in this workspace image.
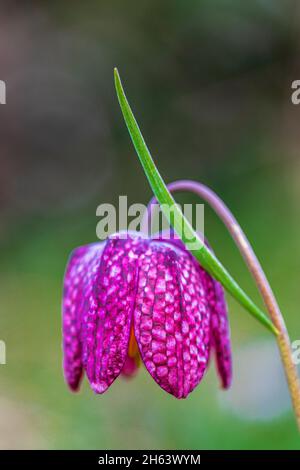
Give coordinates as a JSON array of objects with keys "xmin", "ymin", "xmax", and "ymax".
[{"xmin": 114, "ymin": 67, "xmax": 278, "ymax": 336}]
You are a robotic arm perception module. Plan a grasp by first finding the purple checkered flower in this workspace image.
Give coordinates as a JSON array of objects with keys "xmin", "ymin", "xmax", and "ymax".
[{"xmin": 62, "ymin": 231, "xmax": 232, "ymax": 398}]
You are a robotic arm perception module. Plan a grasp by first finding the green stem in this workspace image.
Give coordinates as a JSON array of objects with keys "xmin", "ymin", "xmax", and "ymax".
[{"xmin": 114, "ymin": 67, "xmax": 278, "ymax": 336}]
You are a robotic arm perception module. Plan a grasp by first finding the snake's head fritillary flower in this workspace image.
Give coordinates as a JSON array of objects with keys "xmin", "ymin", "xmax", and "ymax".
[{"xmin": 62, "ymin": 231, "xmax": 232, "ymax": 398}]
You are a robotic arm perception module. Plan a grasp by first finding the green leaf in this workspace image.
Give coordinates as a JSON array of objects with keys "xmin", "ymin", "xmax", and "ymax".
[{"xmin": 114, "ymin": 67, "xmax": 278, "ymax": 336}]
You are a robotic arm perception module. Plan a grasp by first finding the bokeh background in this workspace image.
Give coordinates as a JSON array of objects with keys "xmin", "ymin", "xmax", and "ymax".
[{"xmin": 0, "ymin": 0, "xmax": 300, "ymax": 449}]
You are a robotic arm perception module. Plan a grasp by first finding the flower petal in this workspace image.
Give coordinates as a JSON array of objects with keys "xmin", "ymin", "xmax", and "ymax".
[
  {"xmin": 84, "ymin": 236, "xmax": 144, "ymax": 394},
  {"xmin": 203, "ymin": 274, "xmax": 232, "ymax": 388},
  {"xmin": 121, "ymin": 356, "xmax": 139, "ymax": 378},
  {"xmin": 134, "ymin": 241, "xmax": 210, "ymax": 398},
  {"xmin": 62, "ymin": 243, "xmax": 104, "ymax": 391}
]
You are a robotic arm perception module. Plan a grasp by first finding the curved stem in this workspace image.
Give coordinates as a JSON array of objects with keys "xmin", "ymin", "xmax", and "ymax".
[
  {"xmin": 115, "ymin": 68, "xmax": 277, "ymax": 335},
  {"xmin": 142, "ymin": 179, "xmax": 300, "ymax": 430}
]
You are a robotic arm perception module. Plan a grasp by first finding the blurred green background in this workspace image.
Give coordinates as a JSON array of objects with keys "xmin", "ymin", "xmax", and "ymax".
[{"xmin": 0, "ymin": 0, "xmax": 300, "ymax": 449}]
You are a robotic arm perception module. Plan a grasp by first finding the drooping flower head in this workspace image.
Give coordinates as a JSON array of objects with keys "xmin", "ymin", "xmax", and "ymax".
[{"xmin": 62, "ymin": 231, "xmax": 232, "ymax": 398}]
